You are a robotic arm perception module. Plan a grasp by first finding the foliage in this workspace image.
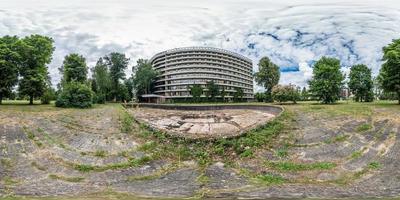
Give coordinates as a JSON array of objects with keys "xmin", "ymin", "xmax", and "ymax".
[
  {"xmin": 233, "ymin": 87, "xmax": 244, "ymax": 102},
  {"xmin": 356, "ymin": 123, "xmax": 372, "ymax": 132},
  {"xmin": 309, "ymin": 57, "xmax": 344, "ymax": 104},
  {"xmin": 124, "ymin": 77, "xmax": 134, "ymax": 100},
  {"xmin": 137, "ymin": 110, "xmax": 291, "ymax": 166},
  {"xmin": 220, "ymin": 86, "xmax": 227, "ymax": 102},
  {"xmin": 254, "ymin": 56, "xmax": 280, "ymax": 100},
  {"xmin": 255, "ymin": 92, "xmax": 266, "ymax": 102},
  {"xmin": 104, "ymin": 52, "xmax": 129, "ymax": 101},
  {"xmin": 55, "ymin": 82, "xmax": 93, "ymax": 108},
  {"xmin": 256, "ymin": 173, "xmax": 286, "ymax": 185},
  {"xmin": 17, "ymin": 35, "xmax": 55, "ymax": 105},
  {"xmin": 41, "ymin": 87, "xmax": 56, "ymax": 104},
  {"xmin": 0, "ymin": 36, "xmax": 20, "ymax": 104},
  {"xmin": 206, "ymin": 81, "xmax": 219, "ymax": 101},
  {"xmin": 300, "ymin": 87, "xmax": 309, "ymax": 101},
  {"xmin": 91, "ymin": 58, "xmax": 111, "ymax": 103},
  {"xmin": 378, "ymin": 39, "xmax": 400, "ymax": 104},
  {"xmin": 265, "ymin": 161, "xmax": 336, "ymax": 171},
  {"xmin": 271, "ymin": 84, "xmax": 299, "ymax": 104},
  {"xmin": 59, "ymin": 53, "xmax": 88, "ymax": 84},
  {"xmin": 348, "ymin": 64, "xmax": 374, "ymax": 102},
  {"xmin": 132, "ymin": 59, "xmax": 158, "ymax": 97},
  {"xmin": 189, "ymin": 84, "xmax": 203, "ymax": 102}
]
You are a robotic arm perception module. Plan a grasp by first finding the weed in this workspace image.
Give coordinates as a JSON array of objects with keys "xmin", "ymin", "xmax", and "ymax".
[
  {"xmin": 31, "ymin": 161, "xmax": 47, "ymax": 171},
  {"xmin": 119, "ymin": 107, "xmax": 134, "ymax": 133},
  {"xmin": 94, "ymin": 150, "xmax": 107, "ymax": 158},
  {"xmin": 240, "ymin": 149, "xmax": 254, "ymax": 158},
  {"xmin": 275, "ymin": 147, "xmax": 289, "ymax": 158},
  {"xmin": 2, "ymin": 176, "xmax": 18, "ymax": 185},
  {"xmin": 368, "ymin": 162, "xmax": 381, "ymax": 170},
  {"xmin": 265, "ymin": 161, "xmax": 336, "ymax": 171},
  {"xmin": 350, "ymin": 150, "xmax": 363, "ymax": 160},
  {"xmin": 48, "ymin": 174, "xmax": 85, "ymax": 182},
  {"xmin": 357, "ymin": 123, "xmax": 373, "ymax": 132},
  {"xmin": 73, "ymin": 155, "xmax": 153, "ymax": 172},
  {"xmin": 325, "ymin": 135, "xmax": 349, "ymax": 144},
  {"xmin": 256, "ymin": 173, "xmax": 286, "ymax": 185},
  {"xmin": 0, "ymin": 158, "xmax": 13, "ymax": 168}
]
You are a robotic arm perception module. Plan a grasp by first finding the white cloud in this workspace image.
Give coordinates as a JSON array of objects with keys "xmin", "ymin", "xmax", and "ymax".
[{"xmin": 0, "ymin": 0, "xmax": 399, "ymax": 89}]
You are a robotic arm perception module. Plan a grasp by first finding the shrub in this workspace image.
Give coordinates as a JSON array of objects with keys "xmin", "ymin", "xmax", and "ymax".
[
  {"xmin": 272, "ymin": 84, "xmax": 299, "ymax": 104},
  {"xmin": 93, "ymin": 92, "xmax": 106, "ymax": 104},
  {"xmin": 41, "ymin": 89, "xmax": 54, "ymax": 104},
  {"xmin": 255, "ymin": 92, "xmax": 266, "ymax": 102},
  {"xmin": 55, "ymin": 82, "xmax": 93, "ymax": 108}
]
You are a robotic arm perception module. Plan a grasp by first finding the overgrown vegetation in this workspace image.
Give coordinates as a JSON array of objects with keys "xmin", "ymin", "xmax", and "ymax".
[
  {"xmin": 264, "ymin": 161, "xmax": 337, "ymax": 171},
  {"xmin": 72, "ymin": 156, "xmax": 152, "ymax": 172},
  {"xmin": 357, "ymin": 123, "xmax": 373, "ymax": 132},
  {"xmin": 48, "ymin": 174, "xmax": 85, "ymax": 182},
  {"xmin": 135, "ymin": 110, "xmax": 292, "ymax": 167}
]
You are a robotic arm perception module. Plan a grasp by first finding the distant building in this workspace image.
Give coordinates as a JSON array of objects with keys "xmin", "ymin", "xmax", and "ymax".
[{"xmin": 149, "ymin": 47, "xmax": 254, "ymax": 101}]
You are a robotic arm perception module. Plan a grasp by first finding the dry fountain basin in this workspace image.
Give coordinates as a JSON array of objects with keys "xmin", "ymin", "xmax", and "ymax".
[{"xmin": 128, "ymin": 104, "xmax": 283, "ymax": 139}]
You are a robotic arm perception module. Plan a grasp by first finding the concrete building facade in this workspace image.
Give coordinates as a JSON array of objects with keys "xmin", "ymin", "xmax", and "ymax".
[{"xmin": 149, "ymin": 47, "xmax": 254, "ymax": 100}]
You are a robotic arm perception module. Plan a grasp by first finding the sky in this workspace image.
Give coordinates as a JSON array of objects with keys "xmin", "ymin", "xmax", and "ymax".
[{"xmin": 1, "ymin": 0, "xmax": 400, "ymax": 90}]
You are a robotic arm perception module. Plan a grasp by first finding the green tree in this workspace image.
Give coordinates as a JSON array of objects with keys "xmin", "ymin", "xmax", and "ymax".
[
  {"xmin": 272, "ymin": 84, "xmax": 299, "ymax": 104},
  {"xmin": 132, "ymin": 59, "xmax": 158, "ymax": 96},
  {"xmin": 309, "ymin": 57, "xmax": 344, "ymax": 104},
  {"xmin": 348, "ymin": 64, "xmax": 374, "ymax": 102},
  {"xmin": 17, "ymin": 35, "xmax": 55, "ymax": 105},
  {"xmin": 220, "ymin": 86, "xmax": 227, "ymax": 102},
  {"xmin": 254, "ymin": 57, "xmax": 280, "ymax": 101},
  {"xmin": 234, "ymin": 87, "xmax": 244, "ymax": 102},
  {"xmin": 55, "ymin": 81, "xmax": 93, "ymax": 108},
  {"xmin": 124, "ymin": 77, "xmax": 134, "ymax": 100},
  {"xmin": 105, "ymin": 52, "xmax": 129, "ymax": 101},
  {"xmin": 300, "ymin": 87, "xmax": 308, "ymax": 101},
  {"xmin": 59, "ymin": 53, "xmax": 88, "ymax": 84},
  {"xmin": 189, "ymin": 84, "xmax": 203, "ymax": 102},
  {"xmin": 0, "ymin": 36, "xmax": 20, "ymax": 104},
  {"xmin": 378, "ymin": 39, "xmax": 400, "ymax": 104},
  {"xmin": 91, "ymin": 58, "xmax": 111, "ymax": 102},
  {"xmin": 206, "ymin": 81, "xmax": 219, "ymax": 102},
  {"xmin": 255, "ymin": 92, "xmax": 266, "ymax": 102}
]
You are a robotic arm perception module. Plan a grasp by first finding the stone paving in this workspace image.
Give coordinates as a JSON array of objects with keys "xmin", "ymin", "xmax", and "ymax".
[
  {"xmin": 130, "ymin": 107, "xmax": 277, "ymax": 139},
  {"xmin": 0, "ymin": 104, "xmax": 399, "ymax": 199}
]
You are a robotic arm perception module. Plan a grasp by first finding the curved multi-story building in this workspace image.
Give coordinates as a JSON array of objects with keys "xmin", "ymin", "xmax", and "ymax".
[{"xmin": 149, "ymin": 47, "xmax": 254, "ymax": 100}]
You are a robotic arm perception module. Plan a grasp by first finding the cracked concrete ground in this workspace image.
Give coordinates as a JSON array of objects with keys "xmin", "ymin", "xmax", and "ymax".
[
  {"xmin": 130, "ymin": 107, "xmax": 277, "ymax": 139},
  {"xmin": 0, "ymin": 102, "xmax": 399, "ymax": 199}
]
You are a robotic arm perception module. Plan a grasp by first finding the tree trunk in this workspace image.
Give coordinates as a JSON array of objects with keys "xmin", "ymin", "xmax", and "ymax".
[
  {"xmin": 0, "ymin": 93, "xmax": 2, "ymax": 104},
  {"xmin": 29, "ymin": 95, "xmax": 34, "ymax": 105}
]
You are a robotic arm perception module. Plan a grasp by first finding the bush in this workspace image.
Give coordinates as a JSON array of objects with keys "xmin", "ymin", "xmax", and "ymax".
[
  {"xmin": 55, "ymin": 82, "xmax": 93, "ymax": 108},
  {"xmin": 41, "ymin": 89, "xmax": 55, "ymax": 104},
  {"xmin": 272, "ymin": 84, "xmax": 299, "ymax": 104},
  {"xmin": 93, "ymin": 92, "xmax": 106, "ymax": 104},
  {"xmin": 255, "ymin": 92, "xmax": 266, "ymax": 102}
]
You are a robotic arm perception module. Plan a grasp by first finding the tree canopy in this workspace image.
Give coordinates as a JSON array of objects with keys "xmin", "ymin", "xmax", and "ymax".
[
  {"xmin": 189, "ymin": 84, "xmax": 203, "ymax": 102},
  {"xmin": 272, "ymin": 84, "xmax": 299, "ymax": 104},
  {"xmin": 132, "ymin": 59, "xmax": 158, "ymax": 96},
  {"xmin": 378, "ymin": 39, "xmax": 400, "ymax": 104},
  {"xmin": 91, "ymin": 57, "xmax": 111, "ymax": 103},
  {"xmin": 206, "ymin": 81, "xmax": 219, "ymax": 102},
  {"xmin": 60, "ymin": 53, "xmax": 88, "ymax": 84},
  {"xmin": 309, "ymin": 57, "xmax": 344, "ymax": 104},
  {"xmin": 0, "ymin": 36, "xmax": 20, "ymax": 104},
  {"xmin": 254, "ymin": 57, "xmax": 280, "ymax": 97},
  {"xmin": 348, "ymin": 64, "xmax": 373, "ymax": 102},
  {"xmin": 17, "ymin": 35, "xmax": 55, "ymax": 104},
  {"xmin": 105, "ymin": 52, "xmax": 129, "ymax": 101}
]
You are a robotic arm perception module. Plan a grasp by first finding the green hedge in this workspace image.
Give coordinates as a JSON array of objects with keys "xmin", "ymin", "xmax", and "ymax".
[{"xmin": 56, "ymin": 82, "xmax": 93, "ymax": 108}]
